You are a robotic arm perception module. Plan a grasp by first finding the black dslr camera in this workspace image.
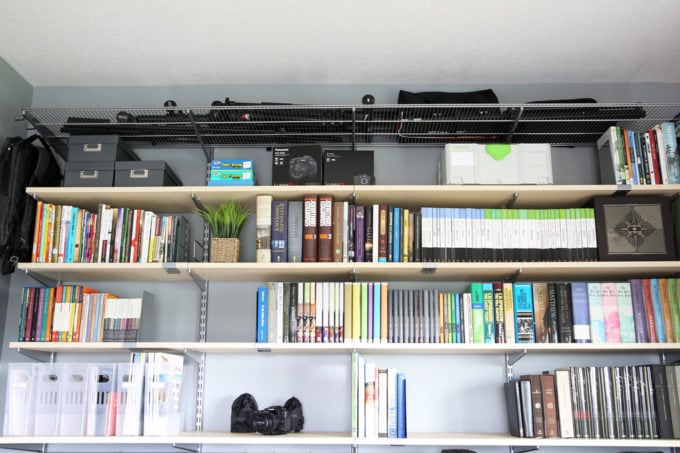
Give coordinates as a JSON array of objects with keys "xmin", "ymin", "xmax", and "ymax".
[{"xmin": 231, "ymin": 393, "xmax": 304, "ymax": 435}]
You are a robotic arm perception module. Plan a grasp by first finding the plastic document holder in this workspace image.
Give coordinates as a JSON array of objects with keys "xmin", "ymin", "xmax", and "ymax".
[
  {"xmin": 143, "ymin": 353, "xmax": 185, "ymax": 436},
  {"xmin": 86, "ymin": 363, "xmax": 116, "ymax": 436},
  {"xmin": 115, "ymin": 360, "xmax": 146, "ymax": 436},
  {"xmin": 4, "ymin": 363, "xmax": 36, "ymax": 436},
  {"xmin": 33, "ymin": 363, "xmax": 61, "ymax": 436},
  {"xmin": 57, "ymin": 363, "xmax": 89, "ymax": 436}
]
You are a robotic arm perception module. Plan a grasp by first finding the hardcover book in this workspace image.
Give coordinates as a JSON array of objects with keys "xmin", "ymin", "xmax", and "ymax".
[
  {"xmin": 302, "ymin": 195, "xmax": 318, "ymax": 262},
  {"xmin": 317, "ymin": 194, "xmax": 334, "ymax": 262},
  {"xmin": 271, "ymin": 200, "xmax": 288, "ymax": 263},
  {"xmin": 570, "ymin": 282, "xmax": 591, "ymax": 343},
  {"xmin": 255, "ymin": 195, "xmax": 273, "ymax": 263},
  {"xmin": 287, "ymin": 201, "xmax": 303, "ymax": 262},
  {"xmin": 513, "ymin": 282, "xmax": 534, "ymax": 343}
]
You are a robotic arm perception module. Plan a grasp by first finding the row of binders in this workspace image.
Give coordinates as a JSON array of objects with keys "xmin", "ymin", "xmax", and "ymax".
[
  {"xmin": 4, "ymin": 353, "xmax": 187, "ymax": 437},
  {"xmin": 31, "ymin": 202, "xmax": 189, "ymax": 264},
  {"xmin": 256, "ymin": 279, "xmax": 679, "ymax": 345},
  {"xmin": 256, "ymin": 194, "xmax": 599, "ymax": 264},
  {"xmin": 598, "ymin": 123, "xmax": 680, "ymax": 186},
  {"xmin": 506, "ymin": 365, "xmax": 680, "ymax": 439},
  {"xmin": 17, "ymin": 285, "xmax": 147, "ymax": 343},
  {"xmin": 352, "ymin": 353, "xmax": 406, "ymax": 438}
]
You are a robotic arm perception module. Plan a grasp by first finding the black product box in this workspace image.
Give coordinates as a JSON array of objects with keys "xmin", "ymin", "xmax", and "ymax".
[
  {"xmin": 272, "ymin": 145, "xmax": 323, "ymax": 185},
  {"xmin": 323, "ymin": 150, "xmax": 375, "ymax": 185},
  {"xmin": 67, "ymin": 135, "xmax": 138, "ymax": 162},
  {"xmin": 114, "ymin": 161, "xmax": 182, "ymax": 187},
  {"xmin": 63, "ymin": 161, "xmax": 114, "ymax": 187}
]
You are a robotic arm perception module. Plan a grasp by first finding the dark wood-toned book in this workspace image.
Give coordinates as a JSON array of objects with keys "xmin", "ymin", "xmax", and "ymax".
[
  {"xmin": 540, "ymin": 373, "xmax": 558, "ymax": 438},
  {"xmin": 317, "ymin": 194, "xmax": 333, "ymax": 262},
  {"xmin": 520, "ymin": 374, "xmax": 544, "ymax": 438},
  {"xmin": 302, "ymin": 195, "xmax": 318, "ymax": 262},
  {"xmin": 378, "ymin": 204, "xmax": 388, "ymax": 262}
]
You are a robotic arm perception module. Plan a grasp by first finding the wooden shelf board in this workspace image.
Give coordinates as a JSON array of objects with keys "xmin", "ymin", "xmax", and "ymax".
[
  {"xmin": 17, "ymin": 262, "xmax": 191, "ymax": 282},
  {"xmin": 10, "ymin": 341, "xmax": 680, "ymax": 355},
  {"xmin": 2, "ymin": 432, "xmax": 676, "ymax": 447},
  {"xmin": 27, "ymin": 185, "xmax": 680, "ymax": 215},
  {"xmin": 25, "ymin": 186, "xmax": 200, "ymax": 213}
]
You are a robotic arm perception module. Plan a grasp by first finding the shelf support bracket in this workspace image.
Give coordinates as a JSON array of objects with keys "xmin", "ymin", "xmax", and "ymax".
[
  {"xmin": 15, "ymin": 348, "xmax": 54, "ymax": 363},
  {"xmin": 504, "ymin": 192, "xmax": 519, "ymax": 209},
  {"xmin": 613, "ymin": 184, "xmax": 632, "ymax": 196},
  {"xmin": 186, "ymin": 109, "xmax": 211, "ymax": 162},
  {"xmin": 0, "ymin": 444, "xmax": 46, "ymax": 453},
  {"xmin": 188, "ymin": 268, "xmax": 207, "ymax": 293},
  {"xmin": 350, "ymin": 267, "xmax": 358, "ymax": 283},
  {"xmin": 22, "ymin": 269, "xmax": 58, "ymax": 288},
  {"xmin": 509, "ymin": 446, "xmax": 538, "ymax": 453},
  {"xmin": 171, "ymin": 443, "xmax": 200, "ymax": 453},
  {"xmin": 505, "ymin": 349, "xmax": 527, "ymax": 382},
  {"xmin": 505, "ymin": 268, "xmax": 522, "ymax": 283},
  {"xmin": 505, "ymin": 106, "xmax": 524, "ymax": 143}
]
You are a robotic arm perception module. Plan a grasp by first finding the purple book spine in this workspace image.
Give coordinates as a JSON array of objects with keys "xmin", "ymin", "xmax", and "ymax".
[{"xmin": 629, "ymin": 279, "xmax": 649, "ymax": 343}]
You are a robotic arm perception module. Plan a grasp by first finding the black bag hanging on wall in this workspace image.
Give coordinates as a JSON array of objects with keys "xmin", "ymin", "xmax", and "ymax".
[{"xmin": 0, "ymin": 135, "xmax": 62, "ymax": 274}]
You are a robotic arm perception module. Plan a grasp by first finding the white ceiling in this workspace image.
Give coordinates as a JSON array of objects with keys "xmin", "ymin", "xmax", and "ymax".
[{"xmin": 1, "ymin": 0, "xmax": 680, "ymax": 88}]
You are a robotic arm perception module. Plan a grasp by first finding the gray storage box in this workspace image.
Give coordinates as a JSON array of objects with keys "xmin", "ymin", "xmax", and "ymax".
[
  {"xmin": 67, "ymin": 135, "xmax": 138, "ymax": 162},
  {"xmin": 64, "ymin": 161, "xmax": 114, "ymax": 187},
  {"xmin": 114, "ymin": 161, "xmax": 182, "ymax": 187}
]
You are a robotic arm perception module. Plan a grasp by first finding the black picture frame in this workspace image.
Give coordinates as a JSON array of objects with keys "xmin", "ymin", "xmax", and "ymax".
[{"xmin": 593, "ymin": 196, "xmax": 676, "ymax": 261}]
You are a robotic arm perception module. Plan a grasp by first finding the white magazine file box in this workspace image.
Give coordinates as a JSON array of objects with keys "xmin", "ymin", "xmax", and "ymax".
[
  {"xmin": 115, "ymin": 359, "xmax": 146, "ymax": 436},
  {"xmin": 57, "ymin": 362, "xmax": 89, "ymax": 436},
  {"xmin": 4, "ymin": 363, "xmax": 36, "ymax": 436},
  {"xmin": 85, "ymin": 363, "xmax": 116, "ymax": 436}
]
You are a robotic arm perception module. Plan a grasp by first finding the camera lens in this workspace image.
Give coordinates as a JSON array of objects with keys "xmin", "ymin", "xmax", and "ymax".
[{"xmin": 252, "ymin": 410, "xmax": 280, "ymax": 434}]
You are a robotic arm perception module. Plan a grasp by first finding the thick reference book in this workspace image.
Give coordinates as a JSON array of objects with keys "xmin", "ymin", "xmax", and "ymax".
[
  {"xmin": 271, "ymin": 199, "xmax": 288, "ymax": 263},
  {"xmin": 302, "ymin": 195, "xmax": 318, "ymax": 262},
  {"xmin": 287, "ymin": 200, "xmax": 303, "ymax": 262},
  {"xmin": 317, "ymin": 194, "xmax": 334, "ymax": 262}
]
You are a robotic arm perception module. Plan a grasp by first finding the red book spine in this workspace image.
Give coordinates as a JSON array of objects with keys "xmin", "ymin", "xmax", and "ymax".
[{"xmin": 641, "ymin": 278, "xmax": 658, "ymax": 342}]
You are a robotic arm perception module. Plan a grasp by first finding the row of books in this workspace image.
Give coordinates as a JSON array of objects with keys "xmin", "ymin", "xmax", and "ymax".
[
  {"xmin": 256, "ymin": 194, "xmax": 599, "ymax": 264},
  {"xmin": 598, "ymin": 123, "xmax": 680, "ymax": 186},
  {"xmin": 352, "ymin": 353, "xmax": 406, "ymax": 438},
  {"xmin": 506, "ymin": 365, "xmax": 680, "ymax": 439},
  {"xmin": 17, "ymin": 285, "xmax": 146, "ymax": 343},
  {"xmin": 4, "ymin": 353, "xmax": 186, "ymax": 437},
  {"xmin": 31, "ymin": 201, "xmax": 189, "ymax": 264},
  {"xmin": 255, "ymin": 279, "xmax": 676, "ymax": 345}
]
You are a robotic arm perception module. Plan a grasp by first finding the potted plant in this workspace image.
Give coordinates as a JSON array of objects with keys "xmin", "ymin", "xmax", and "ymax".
[{"xmin": 196, "ymin": 201, "xmax": 253, "ymax": 262}]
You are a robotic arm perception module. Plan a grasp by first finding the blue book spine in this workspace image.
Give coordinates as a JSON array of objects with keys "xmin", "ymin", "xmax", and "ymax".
[
  {"xmin": 256, "ymin": 286, "xmax": 268, "ymax": 343},
  {"xmin": 392, "ymin": 207, "xmax": 401, "ymax": 263},
  {"xmin": 396, "ymin": 373, "xmax": 407, "ymax": 438},
  {"xmin": 513, "ymin": 282, "xmax": 535, "ymax": 343},
  {"xmin": 650, "ymin": 278, "xmax": 667, "ymax": 342},
  {"xmin": 271, "ymin": 200, "xmax": 288, "ymax": 263},
  {"xmin": 570, "ymin": 281, "xmax": 591, "ymax": 343},
  {"xmin": 373, "ymin": 282, "xmax": 381, "ymax": 342},
  {"xmin": 454, "ymin": 292, "xmax": 461, "ymax": 344},
  {"xmin": 482, "ymin": 282, "xmax": 495, "ymax": 343},
  {"xmin": 663, "ymin": 122, "xmax": 680, "ymax": 184},
  {"xmin": 627, "ymin": 130, "xmax": 639, "ymax": 184}
]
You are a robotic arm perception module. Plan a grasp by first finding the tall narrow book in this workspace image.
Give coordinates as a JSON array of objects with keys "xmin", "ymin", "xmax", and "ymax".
[
  {"xmin": 255, "ymin": 195, "xmax": 273, "ymax": 263},
  {"xmin": 302, "ymin": 195, "xmax": 318, "ymax": 262}
]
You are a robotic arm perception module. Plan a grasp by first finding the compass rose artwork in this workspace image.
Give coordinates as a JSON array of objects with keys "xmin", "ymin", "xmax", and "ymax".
[{"xmin": 593, "ymin": 196, "xmax": 676, "ymax": 261}]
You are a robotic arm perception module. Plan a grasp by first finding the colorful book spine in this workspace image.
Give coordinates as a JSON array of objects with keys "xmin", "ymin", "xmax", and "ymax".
[
  {"xmin": 570, "ymin": 282, "xmax": 591, "ymax": 343},
  {"xmin": 302, "ymin": 195, "xmax": 318, "ymax": 262},
  {"xmin": 513, "ymin": 282, "xmax": 534, "ymax": 343},
  {"xmin": 470, "ymin": 282, "xmax": 484, "ymax": 344},
  {"xmin": 601, "ymin": 282, "xmax": 621, "ymax": 342},
  {"xmin": 616, "ymin": 282, "xmax": 636, "ymax": 343},
  {"xmin": 629, "ymin": 279, "xmax": 650, "ymax": 343},
  {"xmin": 256, "ymin": 286, "xmax": 268, "ymax": 343},
  {"xmin": 317, "ymin": 195, "xmax": 334, "ymax": 262},
  {"xmin": 586, "ymin": 282, "xmax": 606, "ymax": 343}
]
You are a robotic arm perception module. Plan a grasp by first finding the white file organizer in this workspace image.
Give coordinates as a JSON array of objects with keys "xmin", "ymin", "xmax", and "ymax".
[
  {"xmin": 143, "ymin": 352, "xmax": 184, "ymax": 436},
  {"xmin": 4, "ymin": 363, "xmax": 36, "ymax": 436},
  {"xmin": 86, "ymin": 363, "xmax": 116, "ymax": 436},
  {"xmin": 57, "ymin": 363, "xmax": 89, "ymax": 436},
  {"xmin": 115, "ymin": 360, "xmax": 146, "ymax": 436},
  {"xmin": 33, "ymin": 363, "xmax": 61, "ymax": 436}
]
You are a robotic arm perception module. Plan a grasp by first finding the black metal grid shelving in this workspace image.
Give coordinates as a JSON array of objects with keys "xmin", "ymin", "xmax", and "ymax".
[{"xmin": 22, "ymin": 103, "xmax": 680, "ymax": 151}]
